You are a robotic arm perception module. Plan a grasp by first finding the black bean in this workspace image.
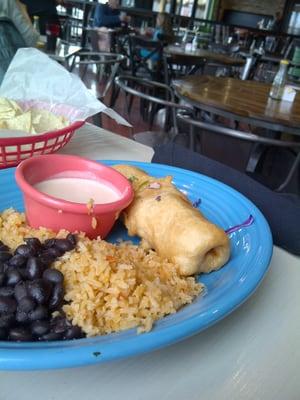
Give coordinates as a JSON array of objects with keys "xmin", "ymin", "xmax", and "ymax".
[
  {"xmin": 6, "ymin": 269, "xmax": 22, "ymax": 286},
  {"xmin": 43, "ymin": 268, "xmax": 64, "ymax": 285},
  {"xmin": 51, "ymin": 317, "xmax": 70, "ymax": 334},
  {"xmin": 0, "ymin": 251, "xmax": 11, "ymax": 262},
  {"xmin": 39, "ymin": 332, "xmax": 62, "ymax": 341},
  {"xmin": 48, "ymin": 282, "xmax": 64, "ymax": 310},
  {"xmin": 0, "ymin": 243, "xmax": 9, "ymax": 252},
  {"xmin": 0, "ymin": 313, "xmax": 15, "ymax": 328},
  {"xmin": 26, "ymin": 257, "xmax": 43, "ymax": 280},
  {"xmin": 0, "ymin": 296, "xmax": 17, "ymax": 314},
  {"xmin": 28, "ymin": 305, "xmax": 48, "ymax": 321},
  {"xmin": 15, "ymin": 244, "xmax": 35, "ymax": 258},
  {"xmin": 14, "ymin": 282, "xmax": 28, "ymax": 302},
  {"xmin": 3, "ymin": 263, "xmax": 10, "ymax": 274},
  {"xmin": 38, "ymin": 253, "xmax": 56, "ymax": 267},
  {"xmin": 42, "ymin": 247, "xmax": 63, "ymax": 259},
  {"xmin": 8, "ymin": 254, "xmax": 26, "ymax": 268},
  {"xmin": 67, "ymin": 233, "xmax": 77, "ymax": 247},
  {"xmin": 27, "ymin": 279, "xmax": 51, "ymax": 305},
  {"xmin": 64, "ymin": 326, "xmax": 84, "ymax": 340},
  {"xmin": 15, "ymin": 310, "xmax": 29, "ymax": 324},
  {"xmin": 0, "ymin": 286, "xmax": 14, "ymax": 297},
  {"xmin": 9, "ymin": 327, "xmax": 32, "ymax": 342},
  {"xmin": 18, "ymin": 297, "xmax": 36, "ymax": 313},
  {"xmin": 0, "ymin": 273, "xmax": 5, "ymax": 287},
  {"xmin": 55, "ymin": 238, "xmax": 75, "ymax": 252},
  {"xmin": 24, "ymin": 237, "xmax": 42, "ymax": 250},
  {"xmin": 0, "ymin": 262, "xmax": 4, "ymax": 274},
  {"xmin": 18, "ymin": 267, "xmax": 28, "ymax": 279},
  {"xmin": 43, "ymin": 239, "xmax": 56, "ymax": 248},
  {"xmin": 0, "ymin": 327, "xmax": 7, "ymax": 340},
  {"xmin": 31, "ymin": 320, "xmax": 50, "ymax": 336}
]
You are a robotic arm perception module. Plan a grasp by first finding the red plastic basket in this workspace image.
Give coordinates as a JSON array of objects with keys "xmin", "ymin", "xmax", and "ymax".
[{"xmin": 0, "ymin": 120, "xmax": 84, "ymax": 169}]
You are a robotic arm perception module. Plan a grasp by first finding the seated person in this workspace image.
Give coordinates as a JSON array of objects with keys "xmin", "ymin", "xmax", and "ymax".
[
  {"xmin": 140, "ymin": 12, "xmax": 174, "ymax": 61},
  {"xmin": 92, "ymin": 0, "xmax": 130, "ymax": 29}
]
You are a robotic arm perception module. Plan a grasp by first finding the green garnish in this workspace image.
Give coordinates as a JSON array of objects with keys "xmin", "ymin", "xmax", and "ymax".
[
  {"xmin": 128, "ymin": 175, "xmax": 138, "ymax": 183},
  {"xmin": 137, "ymin": 180, "xmax": 149, "ymax": 190},
  {"xmin": 93, "ymin": 351, "xmax": 101, "ymax": 357}
]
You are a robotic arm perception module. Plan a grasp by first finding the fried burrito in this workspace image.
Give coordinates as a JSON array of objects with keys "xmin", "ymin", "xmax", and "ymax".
[{"xmin": 113, "ymin": 165, "xmax": 230, "ymax": 276}]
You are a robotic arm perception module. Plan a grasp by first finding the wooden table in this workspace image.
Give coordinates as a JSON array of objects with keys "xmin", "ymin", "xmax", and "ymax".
[
  {"xmin": 173, "ymin": 75, "xmax": 300, "ymax": 135},
  {"xmin": 1, "ymin": 123, "xmax": 299, "ymax": 400},
  {"xmin": 165, "ymin": 45, "xmax": 245, "ymax": 67}
]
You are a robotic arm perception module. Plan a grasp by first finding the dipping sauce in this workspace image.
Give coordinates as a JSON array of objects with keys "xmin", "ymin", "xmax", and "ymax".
[{"xmin": 34, "ymin": 177, "xmax": 121, "ymax": 204}]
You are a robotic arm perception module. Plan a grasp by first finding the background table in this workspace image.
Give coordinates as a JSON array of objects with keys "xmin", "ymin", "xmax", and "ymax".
[
  {"xmin": 0, "ymin": 123, "xmax": 299, "ymax": 400},
  {"xmin": 173, "ymin": 75, "xmax": 300, "ymax": 135},
  {"xmin": 165, "ymin": 45, "xmax": 245, "ymax": 68}
]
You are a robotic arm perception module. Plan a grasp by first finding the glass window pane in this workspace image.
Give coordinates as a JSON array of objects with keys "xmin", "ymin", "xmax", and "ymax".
[
  {"xmin": 153, "ymin": 0, "xmax": 171, "ymax": 12},
  {"xmin": 174, "ymin": 0, "xmax": 210, "ymax": 18}
]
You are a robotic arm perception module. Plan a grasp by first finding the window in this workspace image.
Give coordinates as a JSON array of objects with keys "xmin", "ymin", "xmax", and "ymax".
[
  {"xmin": 153, "ymin": 0, "xmax": 171, "ymax": 12},
  {"xmin": 174, "ymin": 0, "xmax": 211, "ymax": 19}
]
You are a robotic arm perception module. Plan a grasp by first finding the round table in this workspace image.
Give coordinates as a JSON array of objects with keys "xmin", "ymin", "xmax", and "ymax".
[
  {"xmin": 173, "ymin": 75, "xmax": 300, "ymax": 135},
  {"xmin": 164, "ymin": 45, "xmax": 245, "ymax": 67}
]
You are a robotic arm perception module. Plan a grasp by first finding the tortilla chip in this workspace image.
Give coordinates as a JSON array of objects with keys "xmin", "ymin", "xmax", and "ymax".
[
  {"xmin": 31, "ymin": 109, "xmax": 69, "ymax": 133},
  {"xmin": 0, "ymin": 98, "xmax": 69, "ymax": 135},
  {"xmin": 0, "ymin": 119, "xmax": 7, "ymax": 129},
  {"xmin": 5, "ymin": 111, "xmax": 32, "ymax": 133},
  {"xmin": 0, "ymin": 97, "xmax": 22, "ymax": 120}
]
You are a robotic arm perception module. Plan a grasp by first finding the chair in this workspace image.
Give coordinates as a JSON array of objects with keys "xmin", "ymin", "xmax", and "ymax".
[
  {"xmin": 87, "ymin": 27, "xmax": 117, "ymax": 52},
  {"xmin": 163, "ymin": 52, "xmax": 206, "ymax": 85},
  {"xmin": 71, "ymin": 51, "xmax": 125, "ymax": 107},
  {"xmin": 115, "ymin": 75, "xmax": 192, "ymax": 147},
  {"xmin": 128, "ymin": 35, "xmax": 164, "ymax": 80},
  {"xmin": 0, "ymin": 18, "xmax": 26, "ymax": 84},
  {"xmin": 176, "ymin": 111, "xmax": 300, "ymax": 192}
]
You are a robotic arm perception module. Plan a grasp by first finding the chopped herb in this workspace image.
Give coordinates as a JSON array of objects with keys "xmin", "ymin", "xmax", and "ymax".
[
  {"xmin": 138, "ymin": 180, "xmax": 149, "ymax": 190},
  {"xmin": 155, "ymin": 195, "xmax": 161, "ymax": 201},
  {"xmin": 192, "ymin": 198, "xmax": 201, "ymax": 208},
  {"xmin": 93, "ymin": 351, "xmax": 101, "ymax": 357},
  {"xmin": 128, "ymin": 175, "xmax": 138, "ymax": 183}
]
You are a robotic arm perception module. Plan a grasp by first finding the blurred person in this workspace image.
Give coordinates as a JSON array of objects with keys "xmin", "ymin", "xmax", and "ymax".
[
  {"xmin": 0, "ymin": 0, "xmax": 39, "ymax": 47},
  {"xmin": 152, "ymin": 12, "xmax": 174, "ymax": 43},
  {"xmin": 92, "ymin": 0, "xmax": 130, "ymax": 29},
  {"xmin": 21, "ymin": 0, "xmax": 61, "ymax": 35},
  {"xmin": 0, "ymin": 0, "xmax": 39, "ymax": 83},
  {"xmin": 272, "ymin": 11, "xmax": 283, "ymax": 32},
  {"xmin": 141, "ymin": 12, "xmax": 174, "ymax": 61}
]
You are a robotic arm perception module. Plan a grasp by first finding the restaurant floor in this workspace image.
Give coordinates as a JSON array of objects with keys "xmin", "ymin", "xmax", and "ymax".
[{"xmin": 78, "ymin": 66, "xmax": 299, "ymax": 195}]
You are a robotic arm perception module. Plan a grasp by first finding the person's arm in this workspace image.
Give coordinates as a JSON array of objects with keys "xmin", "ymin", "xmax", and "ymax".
[
  {"xmin": 9, "ymin": 1, "xmax": 39, "ymax": 47},
  {"xmin": 93, "ymin": 4, "xmax": 121, "ymax": 28}
]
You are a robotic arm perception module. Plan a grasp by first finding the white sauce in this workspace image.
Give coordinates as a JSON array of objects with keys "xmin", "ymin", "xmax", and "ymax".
[{"xmin": 34, "ymin": 177, "xmax": 120, "ymax": 204}]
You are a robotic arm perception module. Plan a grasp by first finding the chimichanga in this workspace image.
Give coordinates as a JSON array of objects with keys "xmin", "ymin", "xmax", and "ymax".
[{"xmin": 113, "ymin": 165, "xmax": 230, "ymax": 276}]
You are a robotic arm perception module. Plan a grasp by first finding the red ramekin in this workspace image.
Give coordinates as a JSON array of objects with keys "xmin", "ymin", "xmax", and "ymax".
[{"xmin": 15, "ymin": 154, "xmax": 133, "ymax": 239}]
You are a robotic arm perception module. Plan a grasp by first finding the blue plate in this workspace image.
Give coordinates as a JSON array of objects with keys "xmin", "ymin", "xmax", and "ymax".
[{"xmin": 0, "ymin": 160, "xmax": 273, "ymax": 370}]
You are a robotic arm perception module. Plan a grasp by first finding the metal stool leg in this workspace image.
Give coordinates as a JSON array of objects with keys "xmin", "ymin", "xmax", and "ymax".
[{"xmin": 276, "ymin": 151, "xmax": 300, "ymax": 192}]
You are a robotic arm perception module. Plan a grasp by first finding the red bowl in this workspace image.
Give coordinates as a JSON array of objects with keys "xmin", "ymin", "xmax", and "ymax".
[{"xmin": 15, "ymin": 154, "xmax": 134, "ymax": 239}]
